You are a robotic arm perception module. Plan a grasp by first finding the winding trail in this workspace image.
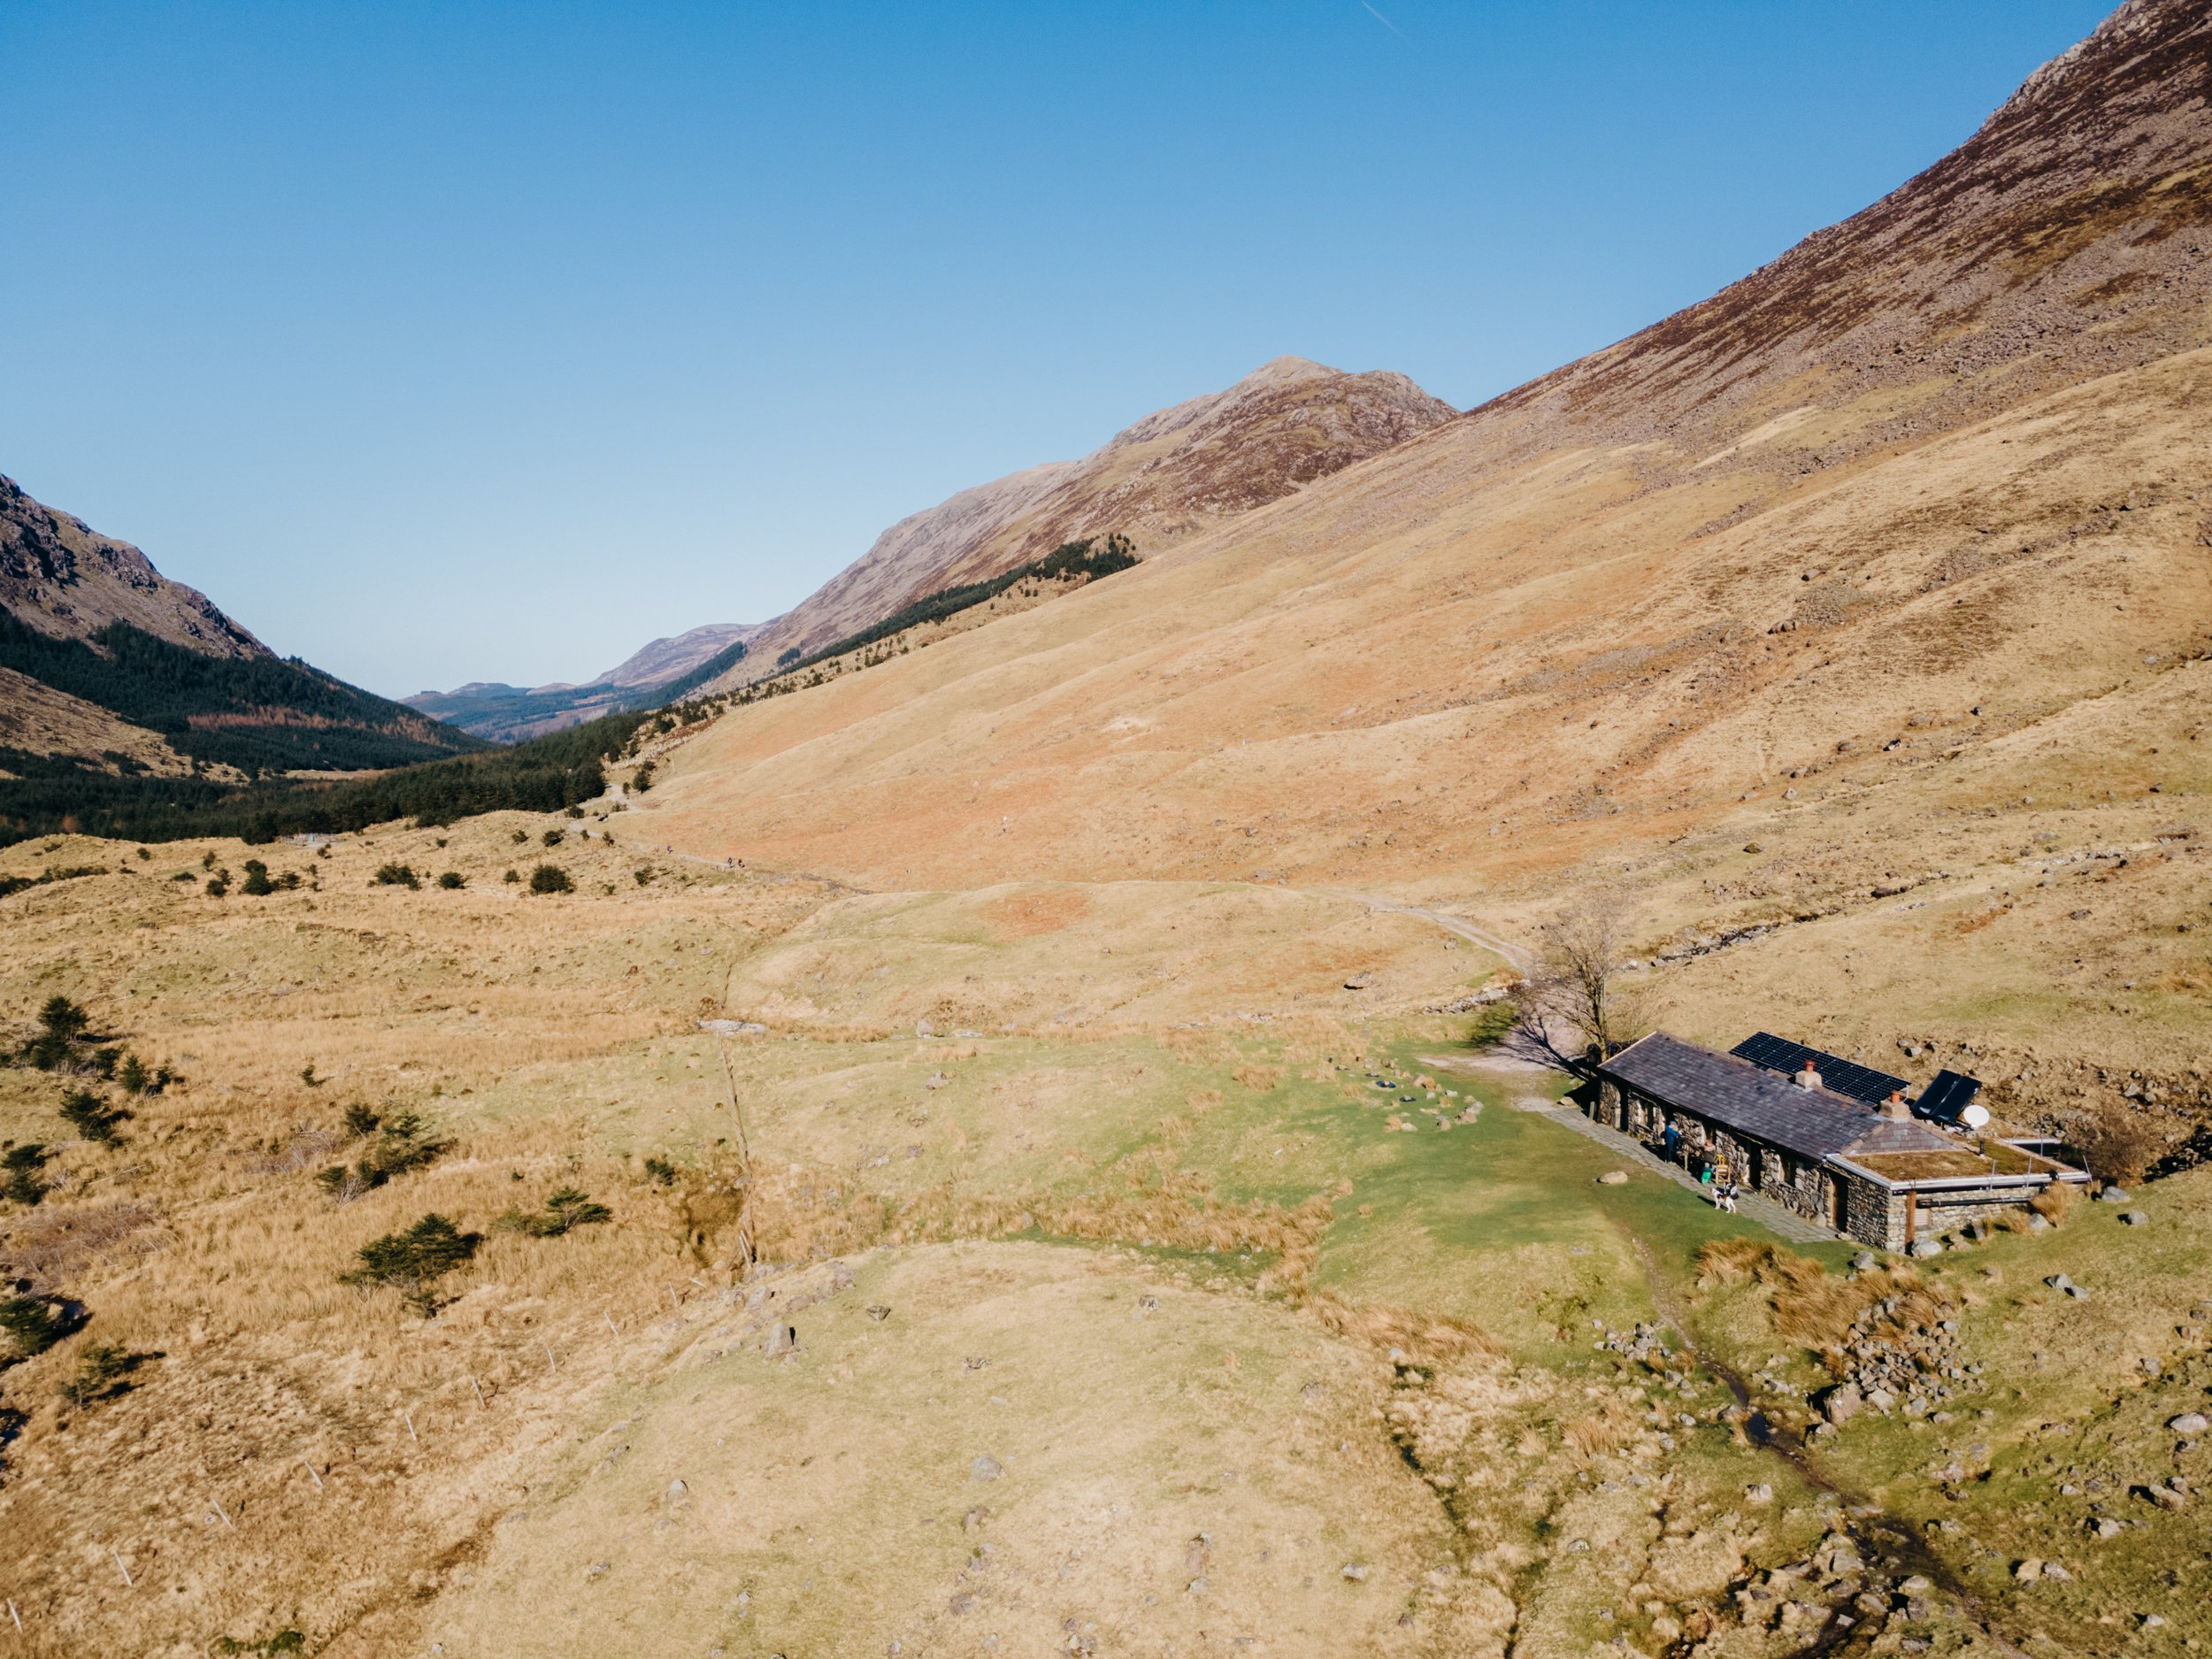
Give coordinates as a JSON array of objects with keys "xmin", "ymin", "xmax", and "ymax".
[{"xmin": 1323, "ymin": 888, "xmax": 1531, "ymax": 970}]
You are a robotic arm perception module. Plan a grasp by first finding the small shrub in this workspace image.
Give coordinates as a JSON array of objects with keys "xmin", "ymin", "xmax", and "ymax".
[
  {"xmin": 540, "ymin": 828, "xmax": 565, "ymax": 848},
  {"xmin": 2029, "ymin": 1180, "xmax": 2078, "ymax": 1225},
  {"xmin": 18, "ymin": 995, "xmax": 93, "ymax": 1070},
  {"xmin": 497, "ymin": 1185, "xmax": 612, "ymax": 1237},
  {"xmin": 315, "ymin": 1110, "xmax": 445, "ymax": 1198},
  {"xmin": 0, "ymin": 1294, "xmax": 64, "ymax": 1356},
  {"xmin": 202, "ymin": 850, "xmax": 217, "ymax": 870},
  {"xmin": 341, "ymin": 1213, "xmax": 480, "ymax": 1313},
  {"xmin": 529, "ymin": 864, "xmax": 573, "ymax": 895},
  {"xmin": 2069, "ymin": 1103, "xmax": 2166, "ymax": 1187},
  {"xmin": 511, "ymin": 828, "xmax": 528, "ymax": 845},
  {"xmin": 565, "ymin": 805, "xmax": 585, "ymax": 819},
  {"xmin": 373, "ymin": 863, "xmax": 420, "ymax": 890},
  {"xmin": 634, "ymin": 867, "xmax": 652, "ymax": 886},
  {"xmin": 59, "ymin": 1340, "xmax": 149, "ymax": 1408},
  {"xmin": 632, "ymin": 760, "xmax": 657, "ymax": 793},
  {"xmin": 241, "ymin": 859, "xmax": 275, "ymax": 896},
  {"xmin": 642, "ymin": 1155, "xmax": 678, "ymax": 1187},
  {"xmin": 216, "ymin": 1632, "xmax": 307, "ymax": 1656},
  {"xmin": 437, "ymin": 871, "xmax": 466, "ymax": 889},
  {"xmin": 205, "ymin": 876, "xmax": 229, "ymax": 897},
  {"xmin": 59, "ymin": 1089, "xmax": 130, "ymax": 1145},
  {"xmin": 4, "ymin": 1143, "xmax": 50, "ymax": 1206},
  {"xmin": 135, "ymin": 847, "xmax": 150, "ymax": 861},
  {"xmin": 503, "ymin": 867, "xmax": 520, "ymax": 883},
  {"xmin": 113, "ymin": 1053, "xmax": 169, "ymax": 1094}
]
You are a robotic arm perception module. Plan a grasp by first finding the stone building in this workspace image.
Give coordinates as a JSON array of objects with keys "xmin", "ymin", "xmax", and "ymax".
[{"xmin": 1591, "ymin": 1032, "xmax": 2087, "ymax": 1251}]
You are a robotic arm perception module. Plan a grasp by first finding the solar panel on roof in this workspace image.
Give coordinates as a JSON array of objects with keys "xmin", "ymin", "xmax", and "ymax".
[
  {"xmin": 1915, "ymin": 1069, "xmax": 1983, "ymax": 1124},
  {"xmin": 1728, "ymin": 1032, "xmax": 1909, "ymax": 1107}
]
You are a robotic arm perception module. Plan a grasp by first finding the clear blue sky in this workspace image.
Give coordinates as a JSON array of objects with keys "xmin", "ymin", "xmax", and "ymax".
[{"xmin": 2, "ymin": 0, "xmax": 2114, "ymax": 698}]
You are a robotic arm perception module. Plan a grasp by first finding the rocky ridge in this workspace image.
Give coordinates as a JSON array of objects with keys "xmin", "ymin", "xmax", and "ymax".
[{"xmin": 721, "ymin": 356, "xmax": 1455, "ymax": 675}]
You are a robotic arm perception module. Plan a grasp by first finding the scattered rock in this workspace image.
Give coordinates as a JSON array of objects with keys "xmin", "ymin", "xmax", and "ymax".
[
  {"xmin": 1343, "ymin": 972, "xmax": 1376, "ymax": 991},
  {"xmin": 2093, "ymin": 1517, "xmax": 2124, "ymax": 1539},
  {"xmin": 1908, "ymin": 1239, "xmax": 1944, "ymax": 1258},
  {"xmin": 949, "ymin": 1593, "xmax": 975, "ymax": 1615},
  {"xmin": 866, "ymin": 1305, "xmax": 891, "ymax": 1322},
  {"xmin": 963, "ymin": 1507, "xmax": 989, "ymax": 1531},
  {"xmin": 761, "ymin": 1324, "xmax": 798, "ymax": 1356},
  {"xmin": 1598, "ymin": 1171, "xmax": 1629, "ymax": 1186},
  {"xmin": 1340, "ymin": 1563, "xmax": 1369, "ymax": 1582},
  {"xmin": 1745, "ymin": 1484, "xmax": 1773, "ymax": 1505},
  {"xmin": 1824, "ymin": 1385, "xmax": 1864, "ymax": 1426},
  {"xmin": 2014, "ymin": 1558, "xmax": 2043, "ymax": 1583},
  {"xmin": 970, "ymin": 1455, "xmax": 1002, "ymax": 1482},
  {"xmin": 2168, "ymin": 1412, "xmax": 2208, "ymax": 1435},
  {"xmin": 665, "ymin": 1479, "xmax": 688, "ymax": 1501},
  {"xmin": 2121, "ymin": 1210, "xmax": 2147, "ymax": 1226},
  {"xmin": 2097, "ymin": 1187, "xmax": 2131, "ymax": 1203}
]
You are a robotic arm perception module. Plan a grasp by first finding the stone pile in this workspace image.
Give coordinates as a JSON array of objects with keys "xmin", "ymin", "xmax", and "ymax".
[
  {"xmin": 1822, "ymin": 1292, "xmax": 1980, "ymax": 1424},
  {"xmin": 1594, "ymin": 1321, "xmax": 1676, "ymax": 1367}
]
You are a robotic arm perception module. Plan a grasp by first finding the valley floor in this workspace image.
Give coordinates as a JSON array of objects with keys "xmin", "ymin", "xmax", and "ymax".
[{"xmin": 1, "ymin": 811, "xmax": 2208, "ymax": 1658}]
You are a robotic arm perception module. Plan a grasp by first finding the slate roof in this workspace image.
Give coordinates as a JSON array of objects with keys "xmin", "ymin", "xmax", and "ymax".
[
  {"xmin": 1601, "ymin": 1032, "xmax": 1955, "ymax": 1164},
  {"xmin": 1728, "ymin": 1032, "xmax": 1909, "ymax": 1107}
]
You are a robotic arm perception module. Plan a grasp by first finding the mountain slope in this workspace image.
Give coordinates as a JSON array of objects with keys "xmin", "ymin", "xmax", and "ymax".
[
  {"xmin": 407, "ymin": 621, "xmax": 766, "ymax": 742},
  {"xmin": 726, "ymin": 356, "xmax": 1455, "ymax": 673},
  {"xmin": 2, "ymin": 473, "xmax": 263, "ymax": 657},
  {"xmin": 635, "ymin": 0, "xmax": 2212, "ymax": 1095},
  {"xmin": 0, "ymin": 474, "xmax": 483, "ymax": 778}
]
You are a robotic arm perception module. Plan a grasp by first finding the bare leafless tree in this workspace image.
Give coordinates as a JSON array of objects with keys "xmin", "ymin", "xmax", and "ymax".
[{"xmin": 1506, "ymin": 904, "xmax": 1643, "ymax": 1076}]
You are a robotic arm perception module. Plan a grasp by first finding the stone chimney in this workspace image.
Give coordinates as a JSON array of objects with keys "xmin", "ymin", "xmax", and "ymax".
[
  {"xmin": 1882, "ymin": 1089, "xmax": 1911, "ymax": 1122},
  {"xmin": 1794, "ymin": 1060, "xmax": 1821, "ymax": 1091}
]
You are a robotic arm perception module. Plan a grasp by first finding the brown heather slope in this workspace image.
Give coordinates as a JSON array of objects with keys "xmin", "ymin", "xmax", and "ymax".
[
  {"xmin": 1, "ymin": 474, "xmax": 264, "ymax": 657},
  {"xmin": 728, "ymin": 355, "xmax": 1455, "ymax": 670},
  {"xmin": 635, "ymin": 0, "xmax": 2212, "ymax": 1114}
]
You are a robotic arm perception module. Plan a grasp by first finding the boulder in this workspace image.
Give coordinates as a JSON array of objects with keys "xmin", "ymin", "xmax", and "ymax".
[
  {"xmin": 1823, "ymin": 1385, "xmax": 1864, "ymax": 1426},
  {"xmin": 1598, "ymin": 1171, "xmax": 1629, "ymax": 1186},
  {"xmin": 1908, "ymin": 1239, "xmax": 1944, "ymax": 1258},
  {"xmin": 970, "ymin": 1455, "xmax": 1002, "ymax": 1481},
  {"xmin": 2121, "ymin": 1210, "xmax": 2147, "ymax": 1226},
  {"xmin": 2096, "ymin": 1186, "xmax": 2130, "ymax": 1203},
  {"xmin": 2167, "ymin": 1412, "xmax": 2208, "ymax": 1435},
  {"xmin": 2014, "ymin": 1558, "xmax": 2043, "ymax": 1583}
]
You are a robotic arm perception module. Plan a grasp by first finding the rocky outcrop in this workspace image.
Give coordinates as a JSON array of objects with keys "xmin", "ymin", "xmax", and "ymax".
[{"xmin": 1, "ymin": 473, "xmax": 263, "ymax": 657}]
